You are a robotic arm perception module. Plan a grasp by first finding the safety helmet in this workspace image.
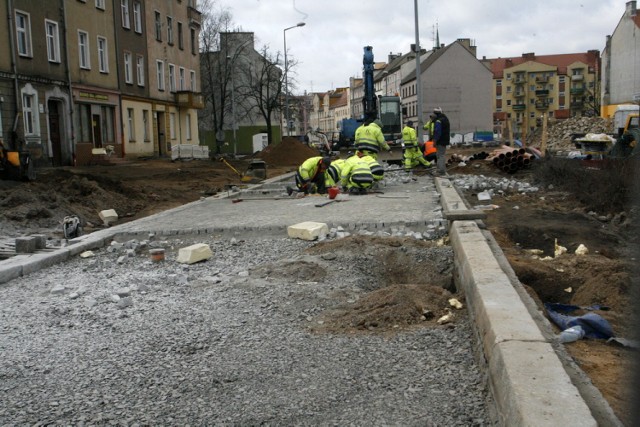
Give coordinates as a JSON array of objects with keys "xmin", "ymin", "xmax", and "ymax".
[
  {"xmin": 433, "ymin": 107, "xmax": 443, "ymax": 114},
  {"xmin": 406, "ymin": 120, "xmax": 414, "ymax": 126},
  {"xmin": 321, "ymin": 156, "xmax": 332, "ymax": 167},
  {"xmin": 373, "ymin": 119, "xmax": 382, "ymax": 128}
]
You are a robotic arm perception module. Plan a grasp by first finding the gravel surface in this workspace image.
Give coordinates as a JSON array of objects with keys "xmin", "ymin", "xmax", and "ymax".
[{"xmin": 0, "ymin": 232, "xmax": 495, "ymax": 426}]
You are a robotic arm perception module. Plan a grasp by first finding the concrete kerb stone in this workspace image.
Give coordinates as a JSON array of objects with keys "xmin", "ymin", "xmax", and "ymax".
[
  {"xmin": 0, "ymin": 258, "xmax": 24, "ymax": 284},
  {"xmin": 21, "ymin": 249, "xmax": 72, "ymax": 276},
  {"xmin": 449, "ymin": 219, "xmax": 597, "ymax": 426}
]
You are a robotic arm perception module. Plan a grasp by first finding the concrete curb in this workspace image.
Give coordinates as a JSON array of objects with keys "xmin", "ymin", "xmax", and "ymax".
[{"xmin": 436, "ymin": 178, "xmax": 598, "ymax": 426}]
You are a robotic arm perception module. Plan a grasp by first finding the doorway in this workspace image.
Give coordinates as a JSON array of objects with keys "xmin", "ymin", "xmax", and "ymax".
[
  {"xmin": 92, "ymin": 114, "xmax": 102, "ymax": 148},
  {"xmin": 48, "ymin": 100, "xmax": 63, "ymax": 166},
  {"xmin": 157, "ymin": 112, "xmax": 166, "ymax": 156}
]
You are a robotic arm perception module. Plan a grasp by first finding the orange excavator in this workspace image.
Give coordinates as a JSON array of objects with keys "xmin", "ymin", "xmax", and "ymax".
[{"xmin": 0, "ymin": 133, "xmax": 35, "ymax": 181}]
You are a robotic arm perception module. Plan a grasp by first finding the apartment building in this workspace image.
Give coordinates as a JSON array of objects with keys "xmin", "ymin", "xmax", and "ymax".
[
  {"xmin": 145, "ymin": 0, "xmax": 202, "ymax": 156},
  {"xmin": 483, "ymin": 50, "xmax": 599, "ymax": 141},
  {"xmin": 0, "ymin": 0, "xmax": 74, "ymax": 166},
  {"xmin": 0, "ymin": 0, "xmax": 203, "ymax": 166}
]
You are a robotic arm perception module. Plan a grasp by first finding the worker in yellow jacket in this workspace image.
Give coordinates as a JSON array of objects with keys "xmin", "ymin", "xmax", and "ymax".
[
  {"xmin": 360, "ymin": 154, "xmax": 384, "ymax": 183},
  {"xmin": 340, "ymin": 153, "xmax": 374, "ymax": 193},
  {"xmin": 288, "ymin": 156, "xmax": 331, "ymax": 195},
  {"xmin": 402, "ymin": 120, "xmax": 431, "ymax": 172},
  {"xmin": 325, "ymin": 158, "xmax": 346, "ymax": 188},
  {"xmin": 355, "ymin": 119, "xmax": 390, "ymax": 160}
]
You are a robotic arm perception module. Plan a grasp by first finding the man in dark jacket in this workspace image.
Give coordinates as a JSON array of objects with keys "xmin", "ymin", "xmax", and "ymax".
[{"xmin": 432, "ymin": 107, "xmax": 450, "ymax": 176}]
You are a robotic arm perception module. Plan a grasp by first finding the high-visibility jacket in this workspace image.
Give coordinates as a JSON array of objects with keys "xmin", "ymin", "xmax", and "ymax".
[
  {"xmin": 340, "ymin": 155, "xmax": 373, "ymax": 189},
  {"xmin": 423, "ymin": 120, "xmax": 435, "ymax": 139},
  {"xmin": 402, "ymin": 125, "xmax": 418, "ymax": 148},
  {"xmin": 325, "ymin": 158, "xmax": 346, "ymax": 187},
  {"xmin": 297, "ymin": 156, "xmax": 324, "ymax": 189},
  {"xmin": 360, "ymin": 154, "xmax": 384, "ymax": 181},
  {"xmin": 355, "ymin": 122, "xmax": 389, "ymax": 156},
  {"xmin": 424, "ymin": 140, "xmax": 436, "ymax": 156}
]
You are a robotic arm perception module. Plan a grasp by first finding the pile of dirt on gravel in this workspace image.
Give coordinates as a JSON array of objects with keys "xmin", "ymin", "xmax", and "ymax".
[{"xmin": 257, "ymin": 137, "xmax": 319, "ymax": 167}]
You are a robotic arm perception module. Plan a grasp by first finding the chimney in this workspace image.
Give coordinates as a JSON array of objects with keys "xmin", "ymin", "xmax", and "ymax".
[
  {"xmin": 522, "ymin": 52, "xmax": 535, "ymax": 60},
  {"xmin": 628, "ymin": 1, "xmax": 637, "ymax": 16}
]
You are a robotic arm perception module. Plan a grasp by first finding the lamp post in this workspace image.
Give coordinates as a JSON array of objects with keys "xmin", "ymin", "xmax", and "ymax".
[
  {"xmin": 414, "ymin": 0, "xmax": 424, "ymax": 143},
  {"xmin": 283, "ymin": 22, "xmax": 305, "ymax": 136}
]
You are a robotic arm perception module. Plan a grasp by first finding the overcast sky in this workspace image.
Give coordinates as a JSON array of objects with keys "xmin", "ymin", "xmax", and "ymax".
[{"xmin": 213, "ymin": 0, "xmax": 625, "ymax": 94}]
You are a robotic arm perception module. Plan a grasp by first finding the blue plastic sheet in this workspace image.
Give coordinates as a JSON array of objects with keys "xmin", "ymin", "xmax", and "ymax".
[{"xmin": 544, "ymin": 303, "xmax": 614, "ymax": 339}]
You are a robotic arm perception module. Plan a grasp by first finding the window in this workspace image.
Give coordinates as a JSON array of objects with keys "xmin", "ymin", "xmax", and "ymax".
[
  {"xmin": 186, "ymin": 114, "xmax": 192, "ymax": 140},
  {"xmin": 179, "ymin": 67, "xmax": 185, "ymax": 90},
  {"xmin": 124, "ymin": 52, "xmax": 132, "ymax": 83},
  {"xmin": 156, "ymin": 60, "xmax": 165, "ymax": 90},
  {"xmin": 97, "ymin": 36, "xmax": 108, "ymax": 73},
  {"xmin": 78, "ymin": 30, "xmax": 90, "ymax": 69},
  {"xmin": 136, "ymin": 55, "xmax": 145, "ymax": 86},
  {"xmin": 77, "ymin": 104, "xmax": 91, "ymax": 142},
  {"xmin": 496, "ymin": 80, "xmax": 502, "ymax": 87},
  {"xmin": 133, "ymin": 2, "xmax": 142, "ymax": 33},
  {"xmin": 170, "ymin": 113, "xmax": 176, "ymax": 139},
  {"xmin": 168, "ymin": 64, "xmax": 176, "ymax": 92},
  {"xmin": 167, "ymin": 16, "xmax": 173, "ymax": 44},
  {"xmin": 127, "ymin": 108, "xmax": 135, "ymax": 141},
  {"xmin": 154, "ymin": 11, "xmax": 162, "ymax": 41},
  {"xmin": 96, "ymin": 0, "xmax": 105, "ymax": 9},
  {"xmin": 22, "ymin": 93, "xmax": 37, "ymax": 135},
  {"xmin": 506, "ymin": 73, "xmax": 511, "ymax": 80},
  {"xmin": 15, "ymin": 11, "xmax": 32, "ymax": 57},
  {"xmin": 121, "ymin": 0, "xmax": 130, "ymax": 28},
  {"xmin": 177, "ymin": 22, "xmax": 183, "ymax": 49},
  {"xmin": 143, "ymin": 110, "xmax": 150, "ymax": 141},
  {"xmin": 190, "ymin": 28, "xmax": 196, "ymax": 54},
  {"xmin": 101, "ymin": 106, "xmax": 114, "ymax": 144},
  {"xmin": 45, "ymin": 20, "xmax": 60, "ymax": 63},
  {"xmin": 190, "ymin": 70, "xmax": 196, "ymax": 91},
  {"xmin": 559, "ymin": 76, "xmax": 565, "ymax": 83}
]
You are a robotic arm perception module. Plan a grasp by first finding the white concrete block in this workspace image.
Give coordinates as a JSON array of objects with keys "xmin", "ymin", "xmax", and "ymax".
[
  {"xmin": 99, "ymin": 209, "xmax": 119, "ymax": 226},
  {"xmin": 176, "ymin": 243, "xmax": 213, "ymax": 264},
  {"xmin": 287, "ymin": 221, "xmax": 329, "ymax": 241}
]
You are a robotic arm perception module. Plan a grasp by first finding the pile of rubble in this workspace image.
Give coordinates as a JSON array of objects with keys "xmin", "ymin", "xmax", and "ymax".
[{"xmin": 528, "ymin": 116, "xmax": 613, "ymax": 153}]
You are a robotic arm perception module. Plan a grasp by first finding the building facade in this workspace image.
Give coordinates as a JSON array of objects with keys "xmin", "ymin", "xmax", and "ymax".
[
  {"xmin": 484, "ymin": 50, "xmax": 599, "ymax": 141},
  {"xmin": 0, "ymin": 0, "xmax": 202, "ymax": 167},
  {"xmin": 601, "ymin": 0, "xmax": 640, "ymax": 116}
]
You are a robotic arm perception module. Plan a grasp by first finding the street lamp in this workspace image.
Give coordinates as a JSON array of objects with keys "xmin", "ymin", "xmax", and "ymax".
[
  {"xmin": 226, "ymin": 55, "xmax": 237, "ymax": 156},
  {"xmin": 283, "ymin": 22, "xmax": 305, "ymax": 136}
]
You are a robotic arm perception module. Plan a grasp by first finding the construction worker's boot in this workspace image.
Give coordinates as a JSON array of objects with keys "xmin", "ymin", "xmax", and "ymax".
[{"xmin": 286, "ymin": 186, "xmax": 294, "ymax": 196}]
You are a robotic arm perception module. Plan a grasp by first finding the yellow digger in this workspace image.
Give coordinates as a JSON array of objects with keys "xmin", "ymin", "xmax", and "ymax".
[{"xmin": 0, "ymin": 137, "xmax": 35, "ymax": 181}]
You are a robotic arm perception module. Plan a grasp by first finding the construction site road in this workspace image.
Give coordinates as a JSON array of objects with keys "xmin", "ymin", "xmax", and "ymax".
[{"xmin": 0, "ymin": 168, "xmax": 618, "ymax": 425}]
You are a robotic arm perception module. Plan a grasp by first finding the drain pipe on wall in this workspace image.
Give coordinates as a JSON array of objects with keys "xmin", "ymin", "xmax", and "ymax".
[
  {"xmin": 61, "ymin": 0, "xmax": 77, "ymax": 166},
  {"xmin": 7, "ymin": 0, "xmax": 21, "ymax": 148}
]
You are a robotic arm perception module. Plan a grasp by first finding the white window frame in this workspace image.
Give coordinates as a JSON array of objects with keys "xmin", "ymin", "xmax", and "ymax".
[
  {"xmin": 168, "ymin": 63, "xmax": 176, "ymax": 92},
  {"xmin": 170, "ymin": 113, "xmax": 176, "ymax": 139},
  {"xmin": 179, "ymin": 67, "xmax": 185, "ymax": 91},
  {"xmin": 15, "ymin": 10, "xmax": 33, "ymax": 57},
  {"xmin": 143, "ymin": 109, "xmax": 150, "ymax": 141},
  {"xmin": 133, "ymin": 1, "xmax": 142, "ymax": 33},
  {"xmin": 78, "ymin": 30, "xmax": 90, "ymax": 69},
  {"xmin": 121, "ymin": 0, "xmax": 130, "ymax": 29},
  {"xmin": 167, "ymin": 16, "xmax": 173, "ymax": 44},
  {"xmin": 136, "ymin": 55, "xmax": 145, "ymax": 86},
  {"xmin": 45, "ymin": 20, "xmax": 60, "ymax": 63},
  {"xmin": 21, "ymin": 85, "xmax": 39, "ymax": 137},
  {"xmin": 156, "ymin": 60, "xmax": 165, "ymax": 91},
  {"xmin": 127, "ymin": 108, "xmax": 135, "ymax": 141},
  {"xmin": 186, "ymin": 113, "xmax": 192, "ymax": 140},
  {"xmin": 97, "ymin": 36, "xmax": 108, "ymax": 73},
  {"xmin": 124, "ymin": 52, "xmax": 133, "ymax": 84},
  {"xmin": 96, "ymin": 0, "xmax": 105, "ymax": 10},
  {"xmin": 190, "ymin": 70, "xmax": 196, "ymax": 91}
]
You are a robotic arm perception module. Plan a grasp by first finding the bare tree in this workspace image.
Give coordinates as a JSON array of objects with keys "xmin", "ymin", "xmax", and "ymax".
[
  {"xmin": 198, "ymin": 0, "xmax": 235, "ymax": 153},
  {"xmin": 236, "ymin": 46, "xmax": 298, "ymax": 146}
]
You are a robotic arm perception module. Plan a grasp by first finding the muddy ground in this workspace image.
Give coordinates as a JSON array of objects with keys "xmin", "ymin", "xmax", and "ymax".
[{"xmin": 0, "ymin": 138, "xmax": 637, "ymax": 425}]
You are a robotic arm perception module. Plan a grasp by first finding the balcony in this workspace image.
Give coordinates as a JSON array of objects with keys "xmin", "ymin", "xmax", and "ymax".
[
  {"xmin": 571, "ymin": 100, "xmax": 584, "ymax": 108},
  {"xmin": 535, "ymin": 101, "xmax": 549, "ymax": 110},
  {"xmin": 571, "ymin": 74, "xmax": 584, "ymax": 81},
  {"xmin": 514, "ymin": 77, "xmax": 526, "ymax": 84},
  {"xmin": 535, "ymin": 89, "xmax": 549, "ymax": 97},
  {"xmin": 570, "ymin": 87, "xmax": 585, "ymax": 95},
  {"xmin": 176, "ymin": 91, "xmax": 204, "ymax": 109},
  {"xmin": 188, "ymin": 6, "xmax": 202, "ymax": 28},
  {"xmin": 512, "ymin": 103, "xmax": 526, "ymax": 111},
  {"xmin": 535, "ymin": 76, "xmax": 549, "ymax": 83},
  {"xmin": 514, "ymin": 91, "xmax": 525, "ymax": 98}
]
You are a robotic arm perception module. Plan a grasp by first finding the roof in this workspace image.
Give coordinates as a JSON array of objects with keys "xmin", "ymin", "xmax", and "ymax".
[{"xmin": 485, "ymin": 51, "xmax": 600, "ymax": 78}]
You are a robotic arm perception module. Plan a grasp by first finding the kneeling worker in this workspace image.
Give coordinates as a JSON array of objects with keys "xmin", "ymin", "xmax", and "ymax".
[
  {"xmin": 402, "ymin": 120, "xmax": 431, "ymax": 172},
  {"xmin": 289, "ymin": 156, "xmax": 331, "ymax": 195},
  {"xmin": 340, "ymin": 153, "xmax": 374, "ymax": 193}
]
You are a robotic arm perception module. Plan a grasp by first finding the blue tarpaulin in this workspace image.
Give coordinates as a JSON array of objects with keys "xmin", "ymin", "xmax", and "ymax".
[{"xmin": 544, "ymin": 303, "xmax": 614, "ymax": 339}]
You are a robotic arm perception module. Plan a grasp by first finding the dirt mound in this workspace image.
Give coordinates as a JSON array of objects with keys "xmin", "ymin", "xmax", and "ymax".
[{"xmin": 257, "ymin": 137, "xmax": 319, "ymax": 167}]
